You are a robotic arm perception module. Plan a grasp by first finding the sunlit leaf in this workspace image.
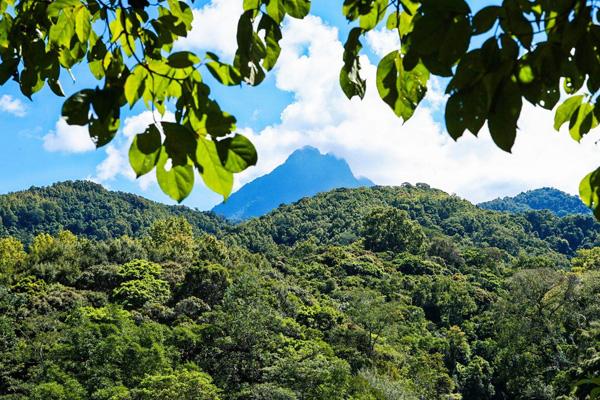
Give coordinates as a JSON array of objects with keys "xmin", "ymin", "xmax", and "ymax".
[{"xmin": 156, "ymin": 149, "xmax": 194, "ymax": 202}]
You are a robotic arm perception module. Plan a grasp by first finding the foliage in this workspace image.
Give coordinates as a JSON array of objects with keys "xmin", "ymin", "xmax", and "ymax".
[
  {"xmin": 1, "ymin": 1, "xmax": 599, "ymax": 212},
  {"xmin": 0, "ymin": 184, "xmax": 599, "ymax": 399},
  {"xmin": 479, "ymin": 188, "xmax": 592, "ymax": 217},
  {"xmin": 362, "ymin": 206, "xmax": 426, "ymax": 253},
  {"xmin": 0, "ymin": 181, "xmax": 227, "ymax": 243}
]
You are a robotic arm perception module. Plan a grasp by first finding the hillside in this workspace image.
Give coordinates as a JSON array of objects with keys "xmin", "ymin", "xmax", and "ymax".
[
  {"xmin": 479, "ymin": 187, "xmax": 591, "ymax": 216},
  {"xmin": 230, "ymin": 184, "xmax": 600, "ymax": 257},
  {"xmin": 0, "ymin": 180, "xmax": 227, "ymax": 243},
  {"xmin": 1, "ymin": 182, "xmax": 600, "ymax": 399},
  {"xmin": 212, "ymin": 146, "xmax": 374, "ymax": 220}
]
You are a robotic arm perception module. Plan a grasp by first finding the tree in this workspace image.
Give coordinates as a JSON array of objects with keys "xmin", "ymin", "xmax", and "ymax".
[
  {"xmin": 131, "ymin": 366, "xmax": 221, "ymax": 400},
  {"xmin": 362, "ymin": 207, "xmax": 426, "ymax": 254},
  {"xmin": 1, "ymin": 1, "xmax": 599, "ymax": 214},
  {"xmin": 144, "ymin": 217, "xmax": 197, "ymax": 264},
  {"xmin": 113, "ymin": 259, "xmax": 170, "ymax": 308},
  {"xmin": 344, "ymin": 288, "xmax": 403, "ymax": 355},
  {"xmin": 0, "ymin": 236, "xmax": 26, "ymax": 281}
]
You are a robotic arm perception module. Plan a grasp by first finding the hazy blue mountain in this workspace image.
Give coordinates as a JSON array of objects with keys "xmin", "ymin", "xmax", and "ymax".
[
  {"xmin": 212, "ymin": 146, "xmax": 374, "ymax": 220},
  {"xmin": 479, "ymin": 187, "xmax": 591, "ymax": 216}
]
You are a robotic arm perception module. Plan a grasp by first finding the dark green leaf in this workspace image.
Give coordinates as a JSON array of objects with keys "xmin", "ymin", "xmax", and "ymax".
[
  {"xmin": 167, "ymin": 51, "xmax": 200, "ymax": 68},
  {"xmin": 62, "ymin": 89, "xmax": 94, "ymax": 126},
  {"xmin": 216, "ymin": 134, "xmax": 258, "ymax": 173},
  {"xmin": 376, "ymin": 51, "xmax": 429, "ymax": 121},
  {"xmin": 472, "ymin": 5, "xmax": 500, "ymax": 35},
  {"xmin": 487, "ymin": 77, "xmax": 522, "ymax": 152},
  {"xmin": 206, "ymin": 52, "xmax": 242, "ymax": 86},
  {"xmin": 129, "ymin": 124, "xmax": 162, "ymax": 177}
]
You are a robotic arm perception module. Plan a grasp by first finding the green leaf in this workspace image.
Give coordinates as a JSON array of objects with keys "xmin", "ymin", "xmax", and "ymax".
[
  {"xmin": 196, "ymin": 137, "xmax": 234, "ymax": 199},
  {"xmin": 48, "ymin": 79, "xmax": 65, "ymax": 97},
  {"xmin": 284, "ymin": 0, "xmax": 310, "ymax": 18},
  {"xmin": 340, "ymin": 27, "xmax": 366, "ymax": 100},
  {"xmin": 161, "ymin": 122, "xmax": 196, "ymax": 166},
  {"xmin": 189, "ymin": 99, "xmax": 237, "ymax": 137},
  {"xmin": 266, "ymin": 0, "xmax": 285, "ymax": 24},
  {"xmin": 376, "ymin": 51, "xmax": 429, "ymax": 121},
  {"xmin": 205, "ymin": 52, "xmax": 242, "ymax": 85},
  {"xmin": 167, "ymin": 51, "xmax": 200, "ymax": 68},
  {"xmin": 554, "ymin": 95, "xmax": 583, "ymax": 131},
  {"xmin": 487, "ymin": 77, "xmax": 522, "ymax": 152},
  {"xmin": 568, "ymin": 103, "xmax": 598, "ymax": 142},
  {"xmin": 517, "ymin": 64, "xmax": 534, "ymax": 84},
  {"xmin": 129, "ymin": 124, "xmax": 162, "ymax": 177},
  {"xmin": 89, "ymin": 111, "xmax": 120, "ymax": 148},
  {"xmin": 62, "ymin": 89, "xmax": 94, "ymax": 125},
  {"xmin": 47, "ymin": 0, "xmax": 80, "ymax": 18},
  {"xmin": 243, "ymin": 0, "xmax": 261, "ymax": 10},
  {"xmin": 579, "ymin": 167, "xmax": 600, "ymax": 218},
  {"xmin": 472, "ymin": 6, "xmax": 500, "ymax": 35},
  {"xmin": 0, "ymin": 58, "xmax": 19, "ymax": 85},
  {"xmin": 258, "ymin": 14, "xmax": 282, "ymax": 71},
  {"xmin": 156, "ymin": 150, "xmax": 194, "ymax": 202},
  {"xmin": 340, "ymin": 65, "xmax": 366, "ymax": 100},
  {"xmin": 124, "ymin": 66, "xmax": 148, "ymax": 107},
  {"xmin": 75, "ymin": 6, "xmax": 91, "ymax": 43},
  {"xmin": 445, "ymin": 85, "xmax": 488, "ymax": 139},
  {"xmin": 359, "ymin": 0, "xmax": 386, "ymax": 30},
  {"xmin": 49, "ymin": 11, "xmax": 75, "ymax": 48},
  {"xmin": 216, "ymin": 134, "xmax": 258, "ymax": 173},
  {"xmin": 399, "ymin": 0, "xmax": 419, "ymax": 15}
]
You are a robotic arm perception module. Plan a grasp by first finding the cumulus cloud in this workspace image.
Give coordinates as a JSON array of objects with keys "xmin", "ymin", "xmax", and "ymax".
[
  {"xmin": 91, "ymin": 111, "xmax": 174, "ymax": 190},
  {"xmin": 43, "ymin": 118, "xmax": 95, "ymax": 153},
  {"xmin": 365, "ymin": 28, "xmax": 400, "ymax": 58},
  {"xmin": 90, "ymin": 3, "xmax": 599, "ymax": 207},
  {"xmin": 176, "ymin": 0, "xmax": 241, "ymax": 61},
  {"xmin": 0, "ymin": 94, "xmax": 26, "ymax": 117},
  {"xmin": 233, "ymin": 16, "xmax": 599, "ymax": 203}
]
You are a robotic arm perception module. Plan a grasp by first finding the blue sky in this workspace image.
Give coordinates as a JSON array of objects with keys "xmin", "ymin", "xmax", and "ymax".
[{"xmin": 0, "ymin": 0, "xmax": 598, "ymax": 210}]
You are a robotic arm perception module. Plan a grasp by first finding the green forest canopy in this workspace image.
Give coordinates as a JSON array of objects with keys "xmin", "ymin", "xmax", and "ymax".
[
  {"xmin": 1, "ymin": 182, "xmax": 600, "ymax": 398},
  {"xmin": 1, "ymin": 0, "xmax": 599, "ymax": 213}
]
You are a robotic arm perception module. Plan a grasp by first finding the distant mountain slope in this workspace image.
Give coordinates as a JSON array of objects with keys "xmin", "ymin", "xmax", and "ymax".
[
  {"xmin": 212, "ymin": 146, "xmax": 374, "ymax": 220},
  {"xmin": 479, "ymin": 187, "xmax": 591, "ymax": 216},
  {"xmin": 0, "ymin": 181, "xmax": 227, "ymax": 243},
  {"xmin": 229, "ymin": 184, "xmax": 600, "ymax": 257}
]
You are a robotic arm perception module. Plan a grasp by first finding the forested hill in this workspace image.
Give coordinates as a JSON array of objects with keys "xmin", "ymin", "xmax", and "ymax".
[
  {"xmin": 2, "ymin": 181, "xmax": 600, "ymax": 258},
  {"xmin": 229, "ymin": 184, "xmax": 600, "ymax": 258},
  {"xmin": 212, "ymin": 146, "xmax": 374, "ymax": 220},
  {"xmin": 0, "ymin": 181, "xmax": 227, "ymax": 243},
  {"xmin": 2, "ymin": 183, "xmax": 600, "ymax": 399},
  {"xmin": 478, "ymin": 187, "xmax": 592, "ymax": 216},
  {"xmin": 2, "ymin": 182, "xmax": 600, "ymax": 399}
]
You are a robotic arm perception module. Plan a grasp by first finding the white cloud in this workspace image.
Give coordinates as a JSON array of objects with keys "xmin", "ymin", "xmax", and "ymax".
[
  {"xmin": 88, "ymin": 9, "xmax": 600, "ymax": 207},
  {"xmin": 43, "ymin": 118, "xmax": 95, "ymax": 153},
  {"xmin": 0, "ymin": 95, "xmax": 26, "ymax": 117},
  {"xmin": 233, "ymin": 16, "xmax": 600, "ymax": 203},
  {"xmin": 176, "ymin": 0, "xmax": 241, "ymax": 61},
  {"xmin": 365, "ymin": 28, "xmax": 400, "ymax": 58},
  {"xmin": 92, "ymin": 111, "xmax": 174, "ymax": 191}
]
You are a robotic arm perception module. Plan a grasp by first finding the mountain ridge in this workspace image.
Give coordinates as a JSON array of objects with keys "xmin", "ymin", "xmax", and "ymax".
[
  {"xmin": 478, "ymin": 187, "xmax": 591, "ymax": 216},
  {"xmin": 0, "ymin": 180, "xmax": 226, "ymax": 243},
  {"xmin": 212, "ymin": 146, "xmax": 374, "ymax": 220}
]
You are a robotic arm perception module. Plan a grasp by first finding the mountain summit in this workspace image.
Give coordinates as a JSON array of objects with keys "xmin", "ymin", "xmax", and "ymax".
[{"xmin": 212, "ymin": 146, "xmax": 374, "ymax": 220}]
